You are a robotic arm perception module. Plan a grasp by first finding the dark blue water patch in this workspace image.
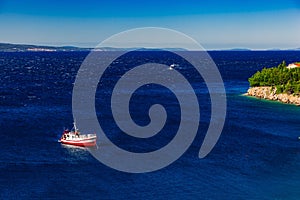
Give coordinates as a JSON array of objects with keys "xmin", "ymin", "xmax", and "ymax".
[
  {"xmin": 95, "ymin": 50, "xmax": 210, "ymax": 153},
  {"xmin": 0, "ymin": 52, "xmax": 87, "ymax": 107},
  {"xmin": 1, "ymin": 51, "xmax": 300, "ymax": 199}
]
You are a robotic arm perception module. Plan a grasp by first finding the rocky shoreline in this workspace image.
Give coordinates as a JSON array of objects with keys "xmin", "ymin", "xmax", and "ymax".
[{"xmin": 246, "ymin": 86, "xmax": 300, "ymax": 106}]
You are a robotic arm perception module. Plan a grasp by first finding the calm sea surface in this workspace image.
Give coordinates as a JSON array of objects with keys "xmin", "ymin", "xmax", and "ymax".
[{"xmin": 1, "ymin": 51, "xmax": 300, "ymax": 199}]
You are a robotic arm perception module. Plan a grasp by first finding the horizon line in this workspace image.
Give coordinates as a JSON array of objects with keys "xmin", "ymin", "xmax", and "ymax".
[{"xmin": 0, "ymin": 42, "xmax": 299, "ymax": 51}]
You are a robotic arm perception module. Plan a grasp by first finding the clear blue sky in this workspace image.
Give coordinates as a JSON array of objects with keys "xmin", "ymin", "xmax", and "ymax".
[{"xmin": 0, "ymin": 0, "xmax": 300, "ymax": 49}]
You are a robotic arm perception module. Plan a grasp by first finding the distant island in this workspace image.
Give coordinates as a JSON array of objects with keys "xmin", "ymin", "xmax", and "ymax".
[
  {"xmin": 0, "ymin": 43, "xmax": 89, "ymax": 52},
  {"xmin": 1, "ymin": 42, "xmax": 300, "ymax": 52},
  {"xmin": 246, "ymin": 61, "xmax": 300, "ymax": 105},
  {"xmin": 0, "ymin": 43, "xmax": 187, "ymax": 52}
]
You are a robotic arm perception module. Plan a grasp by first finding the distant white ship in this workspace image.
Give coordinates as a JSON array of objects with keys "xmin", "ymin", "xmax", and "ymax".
[{"xmin": 168, "ymin": 63, "xmax": 179, "ymax": 70}]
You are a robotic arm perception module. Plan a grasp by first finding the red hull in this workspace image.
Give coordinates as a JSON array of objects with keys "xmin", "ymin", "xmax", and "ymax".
[
  {"xmin": 60, "ymin": 140, "xmax": 96, "ymax": 147},
  {"xmin": 59, "ymin": 123, "xmax": 97, "ymax": 148}
]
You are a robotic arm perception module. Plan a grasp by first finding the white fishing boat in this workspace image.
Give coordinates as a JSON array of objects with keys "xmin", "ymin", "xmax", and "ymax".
[{"xmin": 58, "ymin": 122, "xmax": 97, "ymax": 147}]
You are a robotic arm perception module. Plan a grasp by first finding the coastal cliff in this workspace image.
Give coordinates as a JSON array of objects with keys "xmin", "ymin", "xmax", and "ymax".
[{"xmin": 247, "ymin": 86, "xmax": 300, "ymax": 106}]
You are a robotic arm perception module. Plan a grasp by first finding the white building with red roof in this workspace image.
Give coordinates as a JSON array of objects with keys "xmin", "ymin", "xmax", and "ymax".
[{"xmin": 287, "ymin": 63, "xmax": 300, "ymax": 69}]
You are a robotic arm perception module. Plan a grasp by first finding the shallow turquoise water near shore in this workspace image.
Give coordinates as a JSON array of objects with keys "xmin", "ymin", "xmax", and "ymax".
[{"xmin": 1, "ymin": 51, "xmax": 300, "ymax": 199}]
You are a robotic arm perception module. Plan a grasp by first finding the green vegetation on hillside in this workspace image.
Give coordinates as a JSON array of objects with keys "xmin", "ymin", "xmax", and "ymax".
[{"xmin": 248, "ymin": 61, "xmax": 300, "ymax": 94}]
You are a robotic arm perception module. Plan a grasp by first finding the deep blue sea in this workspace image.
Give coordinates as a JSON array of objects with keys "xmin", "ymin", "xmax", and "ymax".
[{"xmin": 1, "ymin": 51, "xmax": 300, "ymax": 199}]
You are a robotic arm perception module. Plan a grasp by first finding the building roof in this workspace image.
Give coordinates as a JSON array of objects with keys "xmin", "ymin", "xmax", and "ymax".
[{"xmin": 287, "ymin": 63, "xmax": 300, "ymax": 69}]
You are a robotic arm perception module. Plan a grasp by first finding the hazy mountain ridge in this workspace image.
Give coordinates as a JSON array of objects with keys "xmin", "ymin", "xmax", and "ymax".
[
  {"xmin": 0, "ymin": 43, "xmax": 89, "ymax": 52},
  {"xmin": 0, "ymin": 43, "xmax": 187, "ymax": 52},
  {"xmin": 0, "ymin": 43, "xmax": 299, "ymax": 52}
]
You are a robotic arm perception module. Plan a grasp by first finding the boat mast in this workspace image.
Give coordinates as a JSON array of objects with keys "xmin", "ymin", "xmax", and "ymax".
[{"xmin": 73, "ymin": 121, "xmax": 78, "ymax": 132}]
